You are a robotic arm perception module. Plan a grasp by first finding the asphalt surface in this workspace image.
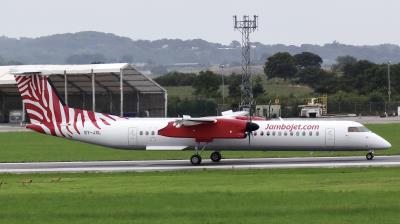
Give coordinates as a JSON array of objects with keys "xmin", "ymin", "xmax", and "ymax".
[{"xmin": 1, "ymin": 155, "xmax": 400, "ymax": 173}]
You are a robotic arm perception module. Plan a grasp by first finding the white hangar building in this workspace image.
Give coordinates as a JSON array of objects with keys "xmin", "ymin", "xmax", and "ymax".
[{"xmin": 0, "ymin": 63, "xmax": 167, "ymax": 123}]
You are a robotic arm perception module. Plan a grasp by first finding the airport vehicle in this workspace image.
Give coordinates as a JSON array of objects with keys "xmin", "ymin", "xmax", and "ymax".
[
  {"xmin": 14, "ymin": 74, "xmax": 391, "ymax": 165},
  {"xmin": 8, "ymin": 110, "xmax": 23, "ymax": 123}
]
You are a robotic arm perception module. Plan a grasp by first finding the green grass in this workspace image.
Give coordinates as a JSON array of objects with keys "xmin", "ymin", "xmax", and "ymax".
[
  {"xmin": 165, "ymin": 86, "xmax": 196, "ymax": 99},
  {"xmin": 0, "ymin": 123, "xmax": 398, "ymax": 162},
  {"xmin": 0, "ymin": 168, "xmax": 400, "ymax": 223}
]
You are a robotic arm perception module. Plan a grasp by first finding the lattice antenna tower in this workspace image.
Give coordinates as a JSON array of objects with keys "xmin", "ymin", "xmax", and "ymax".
[{"xmin": 233, "ymin": 15, "xmax": 258, "ymax": 112}]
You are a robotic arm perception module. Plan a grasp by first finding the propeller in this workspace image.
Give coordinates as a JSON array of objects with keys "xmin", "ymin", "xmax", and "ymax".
[{"xmin": 245, "ymin": 103, "xmax": 259, "ymax": 145}]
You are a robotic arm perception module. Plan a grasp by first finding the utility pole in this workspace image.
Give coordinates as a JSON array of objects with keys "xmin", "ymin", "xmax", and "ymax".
[
  {"xmin": 219, "ymin": 64, "xmax": 225, "ymax": 105},
  {"xmin": 233, "ymin": 15, "xmax": 258, "ymax": 112},
  {"xmin": 388, "ymin": 61, "xmax": 391, "ymax": 103}
]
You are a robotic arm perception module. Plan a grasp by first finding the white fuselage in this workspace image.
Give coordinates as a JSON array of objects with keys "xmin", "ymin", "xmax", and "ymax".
[{"xmin": 69, "ymin": 118, "xmax": 391, "ymax": 151}]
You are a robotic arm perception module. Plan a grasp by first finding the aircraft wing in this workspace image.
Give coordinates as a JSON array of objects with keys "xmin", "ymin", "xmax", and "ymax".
[
  {"xmin": 174, "ymin": 116, "xmax": 217, "ymax": 127},
  {"xmin": 159, "ymin": 117, "xmax": 259, "ymax": 142},
  {"xmin": 221, "ymin": 110, "xmax": 248, "ymax": 117}
]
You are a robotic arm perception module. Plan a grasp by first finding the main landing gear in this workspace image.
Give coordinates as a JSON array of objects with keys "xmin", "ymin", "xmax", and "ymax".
[
  {"xmin": 210, "ymin": 151, "xmax": 222, "ymax": 162},
  {"xmin": 190, "ymin": 154, "xmax": 202, "ymax": 165},
  {"xmin": 366, "ymin": 150, "xmax": 375, "ymax": 160},
  {"xmin": 190, "ymin": 144, "xmax": 223, "ymax": 165}
]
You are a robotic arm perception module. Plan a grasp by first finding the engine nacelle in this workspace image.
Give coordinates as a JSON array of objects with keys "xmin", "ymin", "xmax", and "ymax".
[{"xmin": 158, "ymin": 118, "xmax": 258, "ymax": 142}]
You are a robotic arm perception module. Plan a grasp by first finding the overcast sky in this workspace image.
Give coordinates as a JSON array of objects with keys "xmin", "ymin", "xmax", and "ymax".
[{"xmin": 1, "ymin": 0, "xmax": 399, "ymax": 45}]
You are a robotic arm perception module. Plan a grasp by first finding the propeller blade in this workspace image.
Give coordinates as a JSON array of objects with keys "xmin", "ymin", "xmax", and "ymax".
[{"xmin": 245, "ymin": 121, "xmax": 259, "ymax": 145}]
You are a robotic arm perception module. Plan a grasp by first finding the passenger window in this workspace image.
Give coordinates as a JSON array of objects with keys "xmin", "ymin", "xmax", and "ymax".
[
  {"xmin": 316, "ymin": 131, "xmax": 319, "ymax": 136},
  {"xmin": 290, "ymin": 132, "xmax": 294, "ymax": 136},
  {"xmin": 284, "ymin": 132, "xmax": 287, "ymax": 136},
  {"xmin": 139, "ymin": 131, "xmax": 143, "ymax": 135},
  {"xmin": 151, "ymin": 131, "xmax": 155, "ymax": 135},
  {"xmin": 278, "ymin": 132, "xmax": 282, "ymax": 136},
  {"xmin": 260, "ymin": 131, "xmax": 264, "ymax": 136},
  {"xmin": 272, "ymin": 131, "xmax": 276, "ymax": 136},
  {"xmin": 309, "ymin": 131, "xmax": 312, "ymax": 136},
  {"xmin": 266, "ymin": 131, "xmax": 270, "ymax": 136},
  {"xmin": 302, "ymin": 131, "xmax": 306, "ymax": 136},
  {"xmin": 254, "ymin": 132, "xmax": 257, "ymax": 136},
  {"xmin": 145, "ymin": 131, "xmax": 149, "ymax": 135},
  {"xmin": 296, "ymin": 131, "xmax": 299, "ymax": 136}
]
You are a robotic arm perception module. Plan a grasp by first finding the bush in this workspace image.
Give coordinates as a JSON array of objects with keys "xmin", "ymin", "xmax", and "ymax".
[
  {"xmin": 168, "ymin": 97, "xmax": 218, "ymax": 117},
  {"xmin": 154, "ymin": 72, "xmax": 196, "ymax": 86}
]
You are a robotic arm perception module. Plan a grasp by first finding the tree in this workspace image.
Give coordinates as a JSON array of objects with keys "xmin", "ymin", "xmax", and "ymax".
[
  {"xmin": 358, "ymin": 64, "xmax": 387, "ymax": 95},
  {"xmin": 154, "ymin": 72, "xmax": 196, "ymax": 86},
  {"xmin": 341, "ymin": 60, "xmax": 375, "ymax": 92},
  {"xmin": 295, "ymin": 67, "xmax": 339, "ymax": 94},
  {"xmin": 331, "ymin": 55, "xmax": 357, "ymax": 72},
  {"xmin": 390, "ymin": 64, "xmax": 400, "ymax": 96},
  {"xmin": 252, "ymin": 76, "xmax": 265, "ymax": 98},
  {"xmin": 264, "ymin": 52, "xmax": 297, "ymax": 80},
  {"xmin": 293, "ymin": 52, "xmax": 322, "ymax": 69},
  {"xmin": 228, "ymin": 73, "xmax": 242, "ymax": 99},
  {"xmin": 368, "ymin": 90, "xmax": 385, "ymax": 103},
  {"xmin": 192, "ymin": 71, "xmax": 221, "ymax": 98},
  {"xmin": 295, "ymin": 67, "xmax": 322, "ymax": 87},
  {"xmin": 168, "ymin": 97, "xmax": 218, "ymax": 117}
]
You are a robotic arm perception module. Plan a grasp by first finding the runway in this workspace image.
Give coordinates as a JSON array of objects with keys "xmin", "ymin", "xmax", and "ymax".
[{"xmin": 1, "ymin": 155, "xmax": 400, "ymax": 173}]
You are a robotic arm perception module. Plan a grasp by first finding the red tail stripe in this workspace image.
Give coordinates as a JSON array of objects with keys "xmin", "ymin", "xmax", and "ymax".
[
  {"xmin": 15, "ymin": 75, "xmax": 117, "ymax": 137},
  {"xmin": 88, "ymin": 111, "xmax": 101, "ymax": 129}
]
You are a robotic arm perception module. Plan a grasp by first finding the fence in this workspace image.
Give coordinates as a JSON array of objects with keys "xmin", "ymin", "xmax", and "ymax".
[{"xmin": 327, "ymin": 101, "xmax": 400, "ymax": 116}]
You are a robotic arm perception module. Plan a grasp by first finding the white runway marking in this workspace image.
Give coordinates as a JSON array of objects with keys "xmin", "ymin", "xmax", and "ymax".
[{"xmin": 1, "ymin": 156, "xmax": 400, "ymax": 173}]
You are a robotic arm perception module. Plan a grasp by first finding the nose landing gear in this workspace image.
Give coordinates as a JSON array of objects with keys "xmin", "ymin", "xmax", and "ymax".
[{"xmin": 366, "ymin": 150, "xmax": 374, "ymax": 160}]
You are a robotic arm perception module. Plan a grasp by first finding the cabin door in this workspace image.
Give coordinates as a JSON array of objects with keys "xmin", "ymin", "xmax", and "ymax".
[
  {"xmin": 325, "ymin": 128, "xmax": 335, "ymax": 147},
  {"xmin": 128, "ymin": 127, "xmax": 137, "ymax": 145}
]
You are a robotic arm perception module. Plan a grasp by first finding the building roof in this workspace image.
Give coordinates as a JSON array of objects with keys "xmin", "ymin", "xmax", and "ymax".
[{"xmin": 0, "ymin": 63, "xmax": 166, "ymax": 94}]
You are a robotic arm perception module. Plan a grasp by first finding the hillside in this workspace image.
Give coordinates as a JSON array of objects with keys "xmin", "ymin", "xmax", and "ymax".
[{"xmin": 0, "ymin": 31, "xmax": 399, "ymax": 65}]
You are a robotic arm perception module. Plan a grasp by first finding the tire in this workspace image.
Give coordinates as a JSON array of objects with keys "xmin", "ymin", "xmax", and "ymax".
[
  {"xmin": 366, "ymin": 152, "xmax": 374, "ymax": 160},
  {"xmin": 190, "ymin": 155, "xmax": 202, "ymax": 165},
  {"xmin": 210, "ymin": 151, "xmax": 222, "ymax": 162}
]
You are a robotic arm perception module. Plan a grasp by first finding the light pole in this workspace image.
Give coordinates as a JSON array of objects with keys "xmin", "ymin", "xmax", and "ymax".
[
  {"xmin": 219, "ymin": 64, "xmax": 225, "ymax": 105},
  {"xmin": 388, "ymin": 61, "xmax": 391, "ymax": 104}
]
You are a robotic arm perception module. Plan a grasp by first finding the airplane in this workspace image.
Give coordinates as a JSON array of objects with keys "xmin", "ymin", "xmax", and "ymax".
[{"xmin": 14, "ymin": 74, "xmax": 391, "ymax": 165}]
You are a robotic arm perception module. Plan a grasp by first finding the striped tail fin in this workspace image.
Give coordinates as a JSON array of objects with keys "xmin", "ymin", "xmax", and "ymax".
[{"xmin": 15, "ymin": 74, "xmax": 119, "ymax": 137}]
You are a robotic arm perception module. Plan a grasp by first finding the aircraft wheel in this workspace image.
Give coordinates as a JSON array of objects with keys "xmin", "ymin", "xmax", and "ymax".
[
  {"xmin": 190, "ymin": 154, "xmax": 202, "ymax": 165},
  {"xmin": 366, "ymin": 152, "xmax": 374, "ymax": 160},
  {"xmin": 210, "ymin": 151, "xmax": 222, "ymax": 162}
]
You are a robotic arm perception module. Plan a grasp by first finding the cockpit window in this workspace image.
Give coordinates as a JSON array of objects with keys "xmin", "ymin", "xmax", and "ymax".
[{"xmin": 348, "ymin": 126, "xmax": 370, "ymax": 132}]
